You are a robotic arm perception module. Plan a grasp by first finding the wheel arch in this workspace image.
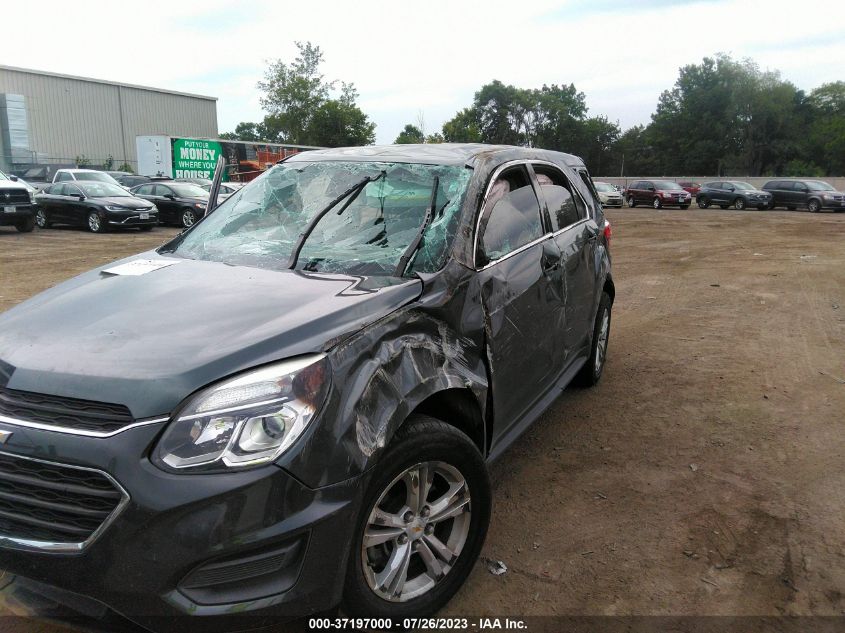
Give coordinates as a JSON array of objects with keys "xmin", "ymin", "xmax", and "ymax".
[{"xmin": 409, "ymin": 388, "xmax": 486, "ymax": 457}]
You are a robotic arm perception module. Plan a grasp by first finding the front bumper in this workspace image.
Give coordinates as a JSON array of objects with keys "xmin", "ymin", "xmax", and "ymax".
[
  {"xmin": 105, "ymin": 210, "xmax": 159, "ymax": 227},
  {"xmin": 0, "ymin": 424, "xmax": 362, "ymax": 633},
  {"xmin": 0, "ymin": 204, "xmax": 36, "ymax": 226}
]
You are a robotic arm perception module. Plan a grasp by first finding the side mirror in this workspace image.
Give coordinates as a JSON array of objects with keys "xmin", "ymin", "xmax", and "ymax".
[
  {"xmin": 647, "ymin": 187, "xmax": 655, "ymax": 191},
  {"xmin": 10, "ymin": 175, "xmax": 18, "ymax": 181},
  {"xmin": 727, "ymin": 187, "xmax": 735, "ymax": 192},
  {"xmin": 77, "ymin": 194, "xmax": 86, "ymax": 201},
  {"xmin": 164, "ymin": 194, "xmax": 175, "ymax": 200}
]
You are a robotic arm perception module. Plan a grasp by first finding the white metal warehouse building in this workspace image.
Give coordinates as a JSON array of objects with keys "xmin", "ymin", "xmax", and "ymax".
[{"xmin": 0, "ymin": 65, "xmax": 218, "ymax": 174}]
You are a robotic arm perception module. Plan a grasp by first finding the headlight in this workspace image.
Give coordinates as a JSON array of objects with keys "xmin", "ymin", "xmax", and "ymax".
[
  {"xmin": 823, "ymin": 194, "xmax": 833, "ymax": 200},
  {"xmin": 153, "ymin": 355, "xmax": 329, "ymax": 472},
  {"xmin": 194, "ymin": 202, "xmax": 207, "ymax": 209},
  {"xmin": 105, "ymin": 205, "xmax": 128, "ymax": 211}
]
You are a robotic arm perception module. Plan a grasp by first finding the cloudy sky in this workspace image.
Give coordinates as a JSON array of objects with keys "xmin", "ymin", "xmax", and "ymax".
[{"xmin": 4, "ymin": 0, "xmax": 844, "ymax": 144}]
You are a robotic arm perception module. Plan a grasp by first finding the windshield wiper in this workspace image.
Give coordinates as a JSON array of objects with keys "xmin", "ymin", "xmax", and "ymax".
[
  {"xmin": 287, "ymin": 171, "xmax": 386, "ymax": 270},
  {"xmin": 394, "ymin": 176, "xmax": 440, "ymax": 278}
]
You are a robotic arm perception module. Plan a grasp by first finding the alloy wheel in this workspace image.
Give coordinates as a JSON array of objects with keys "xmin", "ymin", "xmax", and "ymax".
[
  {"xmin": 182, "ymin": 210, "xmax": 197, "ymax": 227},
  {"xmin": 35, "ymin": 209, "xmax": 48, "ymax": 228},
  {"xmin": 808, "ymin": 200, "xmax": 820, "ymax": 213},
  {"xmin": 88, "ymin": 212, "xmax": 101, "ymax": 232},
  {"xmin": 652, "ymin": 197, "xmax": 661, "ymax": 209},
  {"xmin": 734, "ymin": 197, "xmax": 746, "ymax": 210},
  {"xmin": 362, "ymin": 461, "xmax": 471, "ymax": 603},
  {"xmin": 595, "ymin": 308, "xmax": 610, "ymax": 373}
]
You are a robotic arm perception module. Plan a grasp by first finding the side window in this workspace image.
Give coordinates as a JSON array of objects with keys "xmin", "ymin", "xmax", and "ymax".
[
  {"xmin": 154, "ymin": 185, "xmax": 172, "ymax": 196},
  {"xmin": 533, "ymin": 164, "xmax": 586, "ymax": 231},
  {"xmin": 578, "ymin": 169, "xmax": 600, "ymax": 215},
  {"xmin": 66, "ymin": 184, "xmax": 82, "ymax": 197},
  {"xmin": 136, "ymin": 184, "xmax": 153, "ymax": 195},
  {"xmin": 55, "ymin": 172, "xmax": 71, "ymax": 182},
  {"xmin": 780, "ymin": 182, "xmax": 794, "ymax": 191},
  {"xmin": 48, "ymin": 184, "xmax": 64, "ymax": 195},
  {"xmin": 477, "ymin": 165, "xmax": 543, "ymax": 266}
]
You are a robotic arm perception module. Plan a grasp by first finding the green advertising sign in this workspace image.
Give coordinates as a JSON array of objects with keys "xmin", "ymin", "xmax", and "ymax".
[{"xmin": 172, "ymin": 138, "xmax": 225, "ymax": 180}]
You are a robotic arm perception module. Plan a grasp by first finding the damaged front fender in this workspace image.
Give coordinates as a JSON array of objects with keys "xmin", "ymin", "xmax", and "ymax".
[{"xmin": 276, "ymin": 261, "xmax": 489, "ymax": 489}]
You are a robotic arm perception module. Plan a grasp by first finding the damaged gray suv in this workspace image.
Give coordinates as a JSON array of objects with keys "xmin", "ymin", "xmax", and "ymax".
[{"xmin": 0, "ymin": 144, "xmax": 613, "ymax": 631}]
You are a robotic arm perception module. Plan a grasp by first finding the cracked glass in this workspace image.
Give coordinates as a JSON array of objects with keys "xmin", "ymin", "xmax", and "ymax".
[{"xmin": 166, "ymin": 161, "xmax": 472, "ymax": 277}]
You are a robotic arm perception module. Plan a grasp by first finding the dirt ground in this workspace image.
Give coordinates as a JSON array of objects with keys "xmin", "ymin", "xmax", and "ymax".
[{"xmin": 1, "ymin": 208, "xmax": 844, "ymax": 631}]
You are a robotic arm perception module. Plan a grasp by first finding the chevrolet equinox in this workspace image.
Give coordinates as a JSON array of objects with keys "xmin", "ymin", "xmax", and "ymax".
[{"xmin": 0, "ymin": 144, "xmax": 614, "ymax": 632}]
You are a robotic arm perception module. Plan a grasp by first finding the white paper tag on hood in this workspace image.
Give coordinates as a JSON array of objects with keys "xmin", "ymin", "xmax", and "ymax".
[{"xmin": 103, "ymin": 259, "xmax": 180, "ymax": 276}]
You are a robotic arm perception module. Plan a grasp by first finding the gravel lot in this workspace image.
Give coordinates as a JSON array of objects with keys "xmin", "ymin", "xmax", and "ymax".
[{"xmin": 1, "ymin": 208, "xmax": 844, "ymax": 630}]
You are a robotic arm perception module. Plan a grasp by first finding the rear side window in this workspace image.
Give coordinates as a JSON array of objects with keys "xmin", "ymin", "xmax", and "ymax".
[
  {"xmin": 532, "ymin": 164, "xmax": 586, "ymax": 231},
  {"xmin": 135, "ymin": 184, "xmax": 154, "ymax": 195},
  {"xmin": 154, "ymin": 185, "xmax": 172, "ymax": 196},
  {"xmin": 477, "ymin": 165, "xmax": 543, "ymax": 265},
  {"xmin": 780, "ymin": 182, "xmax": 794, "ymax": 191}
]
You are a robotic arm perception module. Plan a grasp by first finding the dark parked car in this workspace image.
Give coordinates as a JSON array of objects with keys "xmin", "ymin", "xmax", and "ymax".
[
  {"xmin": 626, "ymin": 179, "xmax": 691, "ymax": 208},
  {"xmin": 34, "ymin": 181, "xmax": 158, "ymax": 232},
  {"xmin": 762, "ymin": 179, "xmax": 845, "ymax": 212},
  {"xmin": 113, "ymin": 174, "xmax": 152, "ymax": 189},
  {"xmin": 131, "ymin": 180, "xmax": 209, "ymax": 227},
  {"xmin": 175, "ymin": 177, "xmax": 213, "ymax": 187},
  {"xmin": 0, "ymin": 169, "xmax": 37, "ymax": 232},
  {"xmin": 0, "ymin": 144, "xmax": 613, "ymax": 631},
  {"xmin": 696, "ymin": 181, "xmax": 773, "ymax": 210}
]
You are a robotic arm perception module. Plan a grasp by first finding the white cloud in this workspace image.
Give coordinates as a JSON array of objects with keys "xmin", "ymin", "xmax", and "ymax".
[{"xmin": 3, "ymin": 0, "xmax": 844, "ymax": 143}]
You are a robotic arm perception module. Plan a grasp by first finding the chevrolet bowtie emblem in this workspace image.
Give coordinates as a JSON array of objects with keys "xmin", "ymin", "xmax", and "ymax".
[{"xmin": 0, "ymin": 430, "xmax": 12, "ymax": 444}]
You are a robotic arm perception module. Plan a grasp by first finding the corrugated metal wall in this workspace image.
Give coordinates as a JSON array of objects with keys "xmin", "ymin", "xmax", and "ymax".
[{"xmin": 0, "ymin": 66, "xmax": 217, "ymax": 171}]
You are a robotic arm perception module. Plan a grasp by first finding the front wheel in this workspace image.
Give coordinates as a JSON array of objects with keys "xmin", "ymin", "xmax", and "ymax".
[
  {"xmin": 698, "ymin": 197, "xmax": 710, "ymax": 209},
  {"xmin": 652, "ymin": 197, "xmax": 662, "ymax": 209},
  {"xmin": 734, "ymin": 197, "xmax": 746, "ymax": 210},
  {"xmin": 574, "ymin": 291, "xmax": 612, "ymax": 387},
  {"xmin": 87, "ymin": 211, "xmax": 105, "ymax": 233},
  {"xmin": 181, "ymin": 209, "xmax": 198, "ymax": 228},
  {"xmin": 808, "ymin": 199, "xmax": 821, "ymax": 213},
  {"xmin": 627, "ymin": 196, "xmax": 637, "ymax": 208},
  {"xmin": 343, "ymin": 416, "xmax": 490, "ymax": 619},
  {"xmin": 15, "ymin": 216, "xmax": 35, "ymax": 233}
]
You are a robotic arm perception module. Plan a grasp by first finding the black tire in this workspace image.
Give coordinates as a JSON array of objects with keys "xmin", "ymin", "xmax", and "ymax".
[
  {"xmin": 627, "ymin": 196, "xmax": 636, "ymax": 208},
  {"xmin": 35, "ymin": 208, "xmax": 50, "ymax": 228},
  {"xmin": 343, "ymin": 416, "xmax": 491, "ymax": 620},
  {"xmin": 734, "ymin": 197, "xmax": 746, "ymax": 210},
  {"xmin": 15, "ymin": 216, "xmax": 35, "ymax": 233},
  {"xmin": 181, "ymin": 208, "xmax": 198, "ymax": 228},
  {"xmin": 652, "ymin": 197, "xmax": 662, "ymax": 209},
  {"xmin": 698, "ymin": 197, "xmax": 710, "ymax": 209},
  {"xmin": 808, "ymin": 199, "xmax": 821, "ymax": 213},
  {"xmin": 574, "ymin": 291, "xmax": 612, "ymax": 387},
  {"xmin": 767, "ymin": 201, "xmax": 776, "ymax": 210},
  {"xmin": 87, "ymin": 211, "xmax": 105, "ymax": 233},
  {"xmin": 139, "ymin": 225, "xmax": 153, "ymax": 232}
]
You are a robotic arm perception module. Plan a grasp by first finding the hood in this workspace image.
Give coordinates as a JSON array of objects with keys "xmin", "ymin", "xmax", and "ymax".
[
  {"xmin": 96, "ymin": 196, "xmax": 152, "ymax": 208},
  {"xmin": 0, "ymin": 181, "xmax": 30, "ymax": 191},
  {"xmin": 0, "ymin": 255, "xmax": 422, "ymax": 417}
]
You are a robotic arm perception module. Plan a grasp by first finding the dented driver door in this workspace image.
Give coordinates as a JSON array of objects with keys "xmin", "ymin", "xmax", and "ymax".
[{"xmin": 474, "ymin": 163, "xmax": 566, "ymax": 446}]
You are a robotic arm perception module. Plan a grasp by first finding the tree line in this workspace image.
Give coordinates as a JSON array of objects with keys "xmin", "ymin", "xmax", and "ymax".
[{"xmin": 223, "ymin": 46, "xmax": 845, "ymax": 177}]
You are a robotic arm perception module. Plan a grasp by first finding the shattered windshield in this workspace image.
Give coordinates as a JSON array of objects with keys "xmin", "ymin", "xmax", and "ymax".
[{"xmin": 165, "ymin": 161, "xmax": 472, "ymax": 277}]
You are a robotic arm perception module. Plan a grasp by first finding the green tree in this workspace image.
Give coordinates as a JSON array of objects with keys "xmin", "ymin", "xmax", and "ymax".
[
  {"xmin": 255, "ymin": 42, "xmax": 375, "ymax": 147},
  {"xmin": 648, "ymin": 54, "xmax": 803, "ymax": 175},
  {"xmin": 219, "ymin": 122, "xmax": 265, "ymax": 142},
  {"xmin": 395, "ymin": 124, "xmax": 425, "ymax": 144},
  {"xmin": 806, "ymin": 81, "xmax": 845, "ymax": 175},
  {"xmin": 442, "ymin": 108, "xmax": 482, "ymax": 142}
]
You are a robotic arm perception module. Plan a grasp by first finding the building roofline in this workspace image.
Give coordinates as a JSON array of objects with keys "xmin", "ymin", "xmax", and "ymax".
[{"xmin": 0, "ymin": 65, "xmax": 218, "ymax": 101}]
